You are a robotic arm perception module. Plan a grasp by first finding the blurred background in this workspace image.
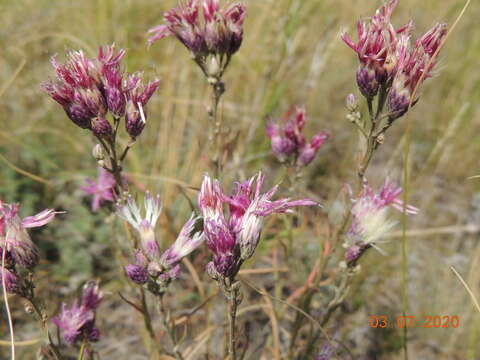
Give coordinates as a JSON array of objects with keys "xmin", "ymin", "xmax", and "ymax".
[{"xmin": 1, "ymin": 0, "xmax": 480, "ymax": 358}]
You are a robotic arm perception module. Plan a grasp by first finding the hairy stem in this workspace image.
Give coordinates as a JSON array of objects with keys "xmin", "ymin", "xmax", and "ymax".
[
  {"xmin": 225, "ymin": 280, "xmax": 240, "ymax": 360},
  {"xmin": 27, "ymin": 295, "xmax": 62, "ymax": 359},
  {"xmin": 159, "ymin": 295, "xmax": 184, "ymax": 360},
  {"xmin": 208, "ymin": 80, "xmax": 226, "ymax": 178}
]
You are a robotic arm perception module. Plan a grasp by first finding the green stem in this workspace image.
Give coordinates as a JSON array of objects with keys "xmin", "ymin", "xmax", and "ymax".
[
  {"xmin": 159, "ymin": 295, "xmax": 184, "ymax": 360},
  {"xmin": 27, "ymin": 296, "xmax": 62, "ymax": 360},
  {"xmin": 209, "ymin": 80, "xmax": 226, "ymax": 178},
  {"xmin": 77, "ymin": 338, "xmax": 87, "ymax": 360},
  {"xmin": 225, "ymin": 281, "xmax": 240, "ymax": 360}
]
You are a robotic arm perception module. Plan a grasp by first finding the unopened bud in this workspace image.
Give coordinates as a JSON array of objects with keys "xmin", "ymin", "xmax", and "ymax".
[
  {"xmin": 207, "ymin": 58, "xmax": 221, "ymax": 78},
  {"xmin": 207, "ymin": 76, "xmax": 218, "ymax": 85},
  {"xmin": 346, "ymin": 93, "xmax": 358, "ymax": 112},
  {"xmin": 376, "ymin": 134, "xmax": 385, "ymax": 145},
  {"xmin": 91, "ymin": 117, "xmax": 113, "ymax": 138},
  {"xmin": 92, "ymin": 144, "xmax": 104, "ymax": 161}
]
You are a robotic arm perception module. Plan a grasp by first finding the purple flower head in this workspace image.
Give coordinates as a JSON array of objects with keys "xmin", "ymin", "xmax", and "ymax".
[
  {"xmin": 0, "ymin": 201, "xmax": 57, "ymax": 270},
  {"xmin": 148, "ymin": 0, "xmax": 246, "ymax": 76},
  {"xmin": 342, "ymin": 0, "xmax": 413, "ymax": 96},
  {"xmin": 81, "ymin": 167, "xmax": 116, "ymax": 211},
  {"xmin": 117, "ymin": 192, "xmax": 162, "ymax": 258},
  {"xmin": 52, "ymin": 281, "xmax": 103, "ymax": 345},
  {"xmin": 91, "ymin": 116, "xmax": 113, "ymax": 138},
  {"xmin": 125, "ymin": 250, "xmax": 149, "ymax": 285},
  {"xmin": 344, "ymin": 178, "xmax": 418, "ymax": 265},
  {"xmin": 266, "ymin": 107, "xmax": 330, "ymax": 167},
  {"xmin": 204, "ymin": 218, "xmax": 239, "ymax": 278},
  {"xmin": 199, "ymin": 173, "xmax": 316, "ymax": 278},
  {"xmin": 0, "ymin": 268, "xmax": 20, "ymax": 294},
  {"xmin": 43, "ymin": 50, "xmax": 108, "ymax": 129},
  {"xmin": 160, "ymin": 214, "xmax": 205, "ymax": 267},
  {"xmin": 387, "ymin": 23, "xmax": 447, "ymax": 119},
  {"xmin": 124, "ymin": 73, "xmax": 160, "ymax": 138},
  {"xmin": 344, "ymin": 1, "xmax": 447, "ymax": 119},
  {"xmin": 43, "ymin": 45, "xmax": 158, "ymax": 139},
  {"xmin": 158, "ymin": 264, "xmax": 181, "ymax": 283}
]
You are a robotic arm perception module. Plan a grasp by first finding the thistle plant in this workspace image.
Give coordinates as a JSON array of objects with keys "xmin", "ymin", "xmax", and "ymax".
[
  {"xmin": 198, "ymin": 172, "xmax": 315, "ymax": 359},
  {"xmin": 117, "ymin": 192, "xmax": 204, "ymax": 359},
  {"xmin": 2, "ymin": 0, "xmax": 459, "ymax": 358},
  {"xmin": 43, "ymin": 45, "xmax": 159, "ymax": 196},
  {"xmin": 342, "ymin": 0, "xmax": 447, "ymax": 183},
  {"xmin": 52, "ymin": 281, "xmax": 103, "ymax": 359},
  {"xmin": 266, "ymin": 106, "xmax": 330, "ymax": 192},
  {"xmin": 343, "ymin": 179, "xmax": 418, "ymax": 268},
  {"xmin": 149, "ymin": 0, "xmax": 246, "ymax": 174},
  {"xmin": 0, "ymin": 201, "xmax": 62, "ymax": 358}
]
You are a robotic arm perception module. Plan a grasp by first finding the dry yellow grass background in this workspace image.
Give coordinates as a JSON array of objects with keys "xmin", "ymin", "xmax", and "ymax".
[{"xmin": 1, "ymin": 0, "xmax": 480, "ymax": 358}]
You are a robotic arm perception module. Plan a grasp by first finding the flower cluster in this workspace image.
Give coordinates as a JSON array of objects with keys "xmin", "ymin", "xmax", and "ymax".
[
  {"xmin": 0, "ymin": 201, "xmax": 57, "ymax": 295},
  {"xmin": 148, "ymin": 0, "xmax": 246, "ymax": 78},
  {"xmin": 343, "ymin": 179, "xmax": 418, "ymax": 267},
  {"xmin": 43, "ymin": 45, "xmax": 159, "ymax": 139},
  {"xmin": 266, "ymin": 107, "xmax": 330, "ymax": 167},
  {"xmin": 117, "ymin": 193, "xmax": 204, "ymax": 294},
  {"xmin": 342, "ymin": 0, "xmax": 447, "ymax": 119},
  {"xmin": 52, "ymin": 281, "xmax": 103, "ymax": 345},
  {"xmin": 81, "ymin": 167, "xmax": 116, "ymax": 211},
  {"xmin": 199, "ymin": 172, "xmax": 316, "ymax": 281}
]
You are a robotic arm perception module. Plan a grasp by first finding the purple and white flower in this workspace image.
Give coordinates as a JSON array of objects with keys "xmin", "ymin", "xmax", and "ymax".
[
  {"xmin": 266, "ymin": 107, "xmax": 329, "ymax": 166},
  {"xmin": 81, "ymin": 167, "xmax": 116, "ymax": 211},
  {"xmin": 0, "ymin": 201, "xmax": 57, "ymax": 269},
  {"xmin": 148, "ymin": 0, "xmax": 246, "ymax": 76},
  {"xmin": 52, "ymin": 281, "xmax": 103, "ymax": 345},
  {"xmin": 344, "ymin": 178, "xmax": 418, "ymax": 266},
  {"xmin": 199, "ymin": 172, "xmax": 316, "ymax": 278},
  {"xmin": 43, "ymin": 45, "xmax": 159, "ymax": 138},
  {"xmin": 117, "ymin": 192, "xmax": 162, "ymax": 258}
]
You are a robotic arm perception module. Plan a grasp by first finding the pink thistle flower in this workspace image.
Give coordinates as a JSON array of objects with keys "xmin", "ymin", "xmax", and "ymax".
[
  {"xmin": 0, "ymin": 201, "xmax": 57, "ymax": 269},
  {"xmin": 148, "ymin": 0, "xmax": 246, "ymax": 76},
  {"xmin": 344, "ymin": 178, "xmax": 418, "ymax": 266},
  {"xmin": 124, "ymin": 73, "xmax": 160, "ymax": 138},
  {"xmin": 117, "ymin": 192, "xmax": 162, "ymax": 258},
  {"xmin": 123, "ymin": 213, "xmax": 204, "ymax": 289},
  {"xmin": 342, "ymin": 0, "xmax": 414, "ymax": 98},
  {"xmin": 43, "ymin": 45, "xmax": 159, "ymax": 138},
  {"xmin": 81, "ymin": 167, "xmax": 116, "ymax": 211},
  {"xmin": 266, "ymin": 107, "xmax": 330, "ymax": 167},
  {"xmin": 387, "ymin": 23, "xmax": 447, "ymax": 119},
  {"xmin": 52, "ymin": 281, "xmax": 103, "ymax": 345},
  {"xmin": 160, "ymin": 214, "xmax": 205, "ymax": 267},
  {"xmin": 199, "ymin": 172, "xmax": 316, "ymax": 278}
]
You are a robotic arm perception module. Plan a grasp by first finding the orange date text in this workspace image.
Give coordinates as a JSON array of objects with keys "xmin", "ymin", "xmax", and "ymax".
[{"xmin": 369, "ymin": 315, "xmax": 460, "ymax": 329}]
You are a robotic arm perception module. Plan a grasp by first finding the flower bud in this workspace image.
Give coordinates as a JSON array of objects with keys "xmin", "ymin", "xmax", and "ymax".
[
  {"xmin": 207, "ymin": 57, "xmax": 221, "ymax": 78},
  {"xmin": 66, "ymin": 104, "xmax": 92, "ymax": 129},
  {"xmin": 356, "ymin": 65, "xmax": 379, "ymax": 99},
  {"xmin": 91, "ymin": 117, "xmax": 113, "ymax": 138},
  {"xmin": 125, "ymin": 264, "xmax": 149, "ymax": 285},
  {"xmin": 106, "ymin": 86, "xmax": 126, "ymax": 118},
  {"xmin": 92, "ymin": 144, "xmax": 104, "ymax": 161},
  {"xmin": 346, "ymin": 93, "xmax": 358, "ymax": 112},
  {"xmin": 125, "ymin": 101, "xmax": 145, "ymax": 138},
  {"xmin": 387, "ymin": 77, "xmax": 411, "ymax": 120}
]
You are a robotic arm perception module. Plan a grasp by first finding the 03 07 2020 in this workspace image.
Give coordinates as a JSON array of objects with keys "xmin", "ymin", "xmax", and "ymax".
[{"xmin": 369, "ymin": 315, "xmax": 460, "ymax": 329}]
